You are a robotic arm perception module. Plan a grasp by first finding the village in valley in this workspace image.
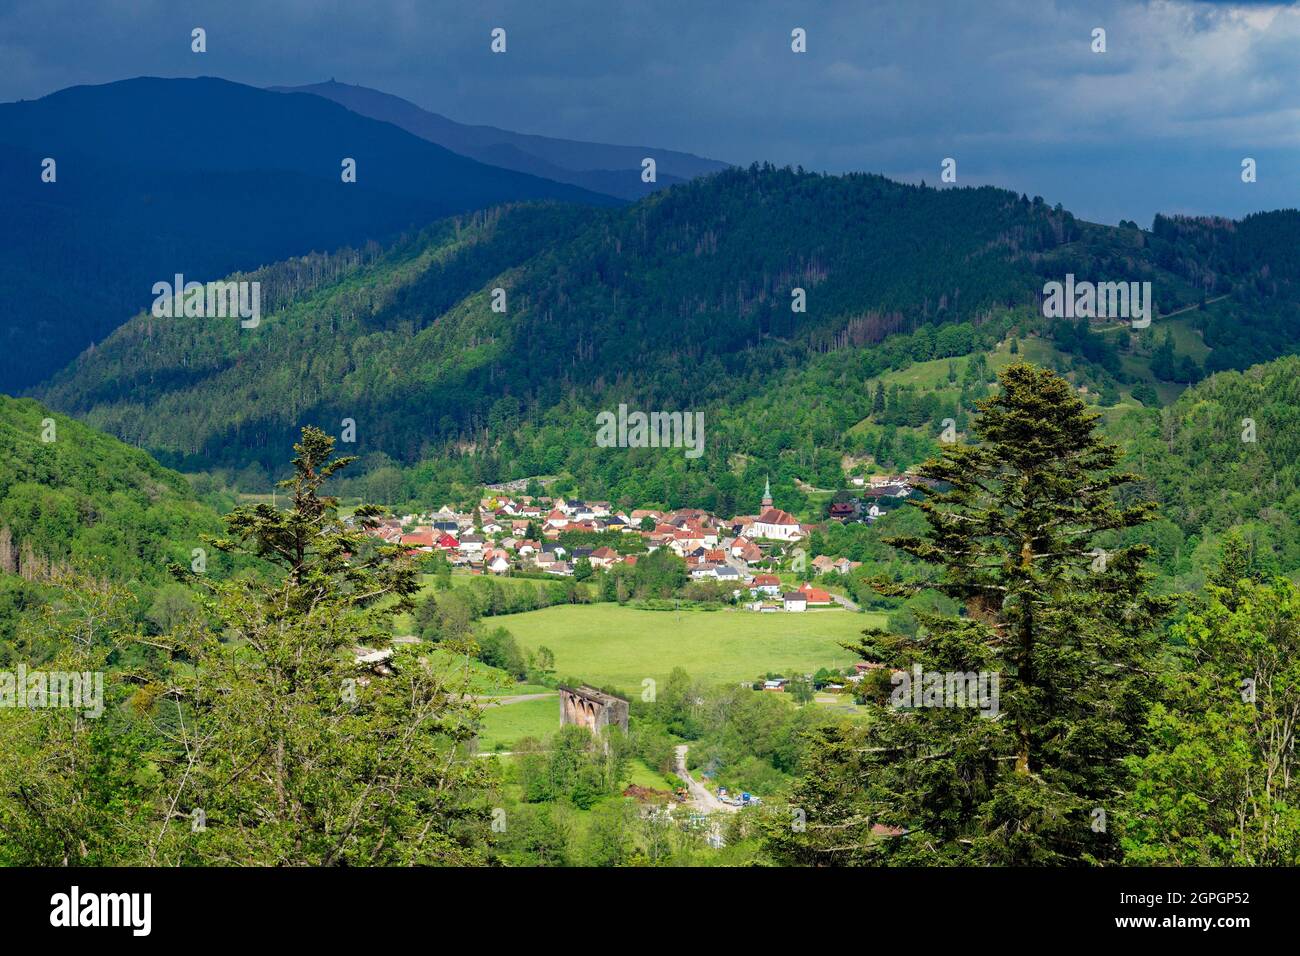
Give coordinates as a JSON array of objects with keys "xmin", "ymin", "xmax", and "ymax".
[
  {"xmin": 344, "ymin": 472, "xmax": 923, "ymax": 829},
  {"xmin": 356, "ymin": 475, "xmax": 918, "ymax": 612}
]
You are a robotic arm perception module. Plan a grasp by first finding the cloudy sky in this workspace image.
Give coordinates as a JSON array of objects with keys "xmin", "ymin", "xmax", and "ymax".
[{"xmin": 2, "ymin": 0, "xmax": 1296, "ymax": 225}]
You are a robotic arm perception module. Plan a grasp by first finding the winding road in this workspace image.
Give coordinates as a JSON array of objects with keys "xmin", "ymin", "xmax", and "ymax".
[{"xmin": 674, "ymin": 745, "xmax": 738, "ymax": 814}]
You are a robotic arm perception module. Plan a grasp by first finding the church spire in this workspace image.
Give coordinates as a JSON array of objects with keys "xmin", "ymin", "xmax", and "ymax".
[{"xmin": 762, "ymin": 477, "xmax": 773, "ymax": 509}]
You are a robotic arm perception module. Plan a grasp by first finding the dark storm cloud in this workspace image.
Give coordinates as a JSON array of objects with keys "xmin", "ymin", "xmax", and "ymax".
[{"xmin": 1, "ymin": 0, "xmax": 1296, "ymax": 224}]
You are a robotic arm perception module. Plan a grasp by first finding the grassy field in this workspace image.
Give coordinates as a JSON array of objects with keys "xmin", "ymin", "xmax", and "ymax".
[
  {"xmin": 849, "ymin": 336, "xmax": 1062, "ymax": 440},
  {"xmin": 868, "ymin": 335, "xmax": 1055, "ymax": 393},
  {"xmin": 849, "ymin": 330, "xmax": 1202, "ymax": 443},
  {"xmin": 476, "ymin": 695, "xmax": 560, "ymax": 750},
  {"xmin": 423, "ymin": 650, "xmax": 551, "ymax": 696},
  {"xmin": 496, "ymin": 603, "xmax": 877, "ymax": 695}
]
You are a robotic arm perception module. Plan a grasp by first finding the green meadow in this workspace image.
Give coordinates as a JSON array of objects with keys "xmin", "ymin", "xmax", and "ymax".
[
  {"xmin": 497, "ymin": 603, "xmax": 877, "ymax": 696},
  {"xmin": 476, "ymin": 695, "xmax": 561, "ymax": 751}
]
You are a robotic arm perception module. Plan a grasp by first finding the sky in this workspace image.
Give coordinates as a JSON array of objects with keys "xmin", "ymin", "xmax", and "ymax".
[{"xmin": 1, "ymin": 0, "xmax": 1297, "ymax": 225}]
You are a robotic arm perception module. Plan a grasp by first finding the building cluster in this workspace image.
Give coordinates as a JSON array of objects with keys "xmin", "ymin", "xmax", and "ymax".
[
  {"xmin": 355, "ymin": 476, "xmax": 912, "ymax": 610},
  {"xmin": 829, "ymin": 475, "xmax": 917, "ymax": 522}
]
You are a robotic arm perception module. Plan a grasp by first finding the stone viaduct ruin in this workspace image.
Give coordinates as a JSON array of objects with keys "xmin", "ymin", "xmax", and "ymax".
[{"xmin": 559, "ymin": 685, "xmax": 629, "ymax": 736}]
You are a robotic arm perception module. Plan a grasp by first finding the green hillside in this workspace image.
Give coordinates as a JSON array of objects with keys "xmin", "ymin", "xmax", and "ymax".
[
  {"xmin": 0, "ymin": 395, "xmax": 228, "ymax": 659},
  {"xmin": 1111, "ymin": 354, "xmax": 1300, "ymax": 580},
  {"xmin": 40, "ymin": 168, "xmax": 1091, "ymax": 468},
  {"xmin": 34, "ymin": 168, "xmax": 1300, "ymax": 526}
]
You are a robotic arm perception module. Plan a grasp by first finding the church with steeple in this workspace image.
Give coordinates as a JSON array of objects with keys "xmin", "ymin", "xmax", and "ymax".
[{"xmin": 743, "ymin": 477, "xmax": 804, "ymax": 541}]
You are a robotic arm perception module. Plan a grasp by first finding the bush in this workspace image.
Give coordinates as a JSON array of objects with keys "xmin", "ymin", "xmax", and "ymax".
[{"xmin": 476, "ymin": 626, "xmax": 527, "ymax": 680}]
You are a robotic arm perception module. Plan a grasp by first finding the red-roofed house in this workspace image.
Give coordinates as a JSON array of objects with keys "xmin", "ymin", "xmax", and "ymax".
[
  {"xmin": 400, "ymin": 530, "xmax": 436, "ymax": 551},
  {"xmin": 798, "ymin": 582, "xmax": 834, "ymax": 605}
]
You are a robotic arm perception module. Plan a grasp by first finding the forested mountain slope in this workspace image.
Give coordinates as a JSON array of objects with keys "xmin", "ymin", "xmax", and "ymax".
[
  {"xmin": 35, "ymin": 166, "xmax": 1300, "ymax": 533},
  {"xmin": 1112, "ymin": 354, "xmax": 1300, "ymax": 576},
  {"xmin": 40, "ymin": 166, "xmax": 1090, "ymax": 465},
  {"xmin": 1148, "ymin": 211, "xmax": 1300, "ymax": 372},
  {"xmin": 0, "ymin": 76, "xmax": 615, "ymax": 391},
  {"xmin": 0, "ymin": 396, "xmax": 220, "ymax": 581},
  {"xmin": 0, "ymin": 395, "xmax": 229, "ymax": 660}
]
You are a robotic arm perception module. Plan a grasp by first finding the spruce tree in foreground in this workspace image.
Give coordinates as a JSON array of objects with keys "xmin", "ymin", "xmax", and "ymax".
[
  {"xmin": 150, "ymin": 426, "xmax": 493, "ymax": 865},
  {"xmin": 769, "ymin": 363, "xmax": 1171, "ymax": 865},
  {"xmin": 0, "ymin": 428, "xmax": 495, "ymax": 865}
]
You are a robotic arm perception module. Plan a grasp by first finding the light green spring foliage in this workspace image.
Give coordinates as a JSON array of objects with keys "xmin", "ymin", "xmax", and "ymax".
[
  {"xmin": 1124, "ymin": 559, "xmax": 1300, "ymax": 866},
  {"xmin": 0, "ymin": 427, "xmax": 497, "ymax": 865}
]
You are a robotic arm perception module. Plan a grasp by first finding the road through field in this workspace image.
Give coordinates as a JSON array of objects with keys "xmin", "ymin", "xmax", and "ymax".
[{"xmin": 474, "ymin": 692, "xmax": 556, "ymax": 706}]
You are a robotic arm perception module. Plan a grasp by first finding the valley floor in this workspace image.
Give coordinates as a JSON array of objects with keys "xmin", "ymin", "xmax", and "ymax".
[{"xmin": 493, "ymin": 601, "xmax": 874, "ymax": 696}]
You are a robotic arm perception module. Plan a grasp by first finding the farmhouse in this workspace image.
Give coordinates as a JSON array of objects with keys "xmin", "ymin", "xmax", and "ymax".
[
  {"xmin": 798, "ymin": 583, "xmax": 834, "ymax": 605},
  {"xmin": 731, "ymin": 538, "xmax": 763, "ymax": 564},
  {"xmin": 783, "ymin": 592, "xmax": 808, "ymax": 612},
  {"xmin": 863, "ymin": 478, "xmax": 913, "ymax": 499},
  {"xmin": 399, "ymin": 530, "xmax": 436, "ymax": 551},
  {"xmin": 811, "ymin": 555, "xmax": 837, "ymax": 574}
]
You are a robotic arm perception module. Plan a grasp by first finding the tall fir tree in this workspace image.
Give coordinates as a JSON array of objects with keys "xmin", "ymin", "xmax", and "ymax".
[
  {"xmin": 768, "ymin": 363, "xmax": 1172, "ymax": 865},
  {"xmin": 145, "ymin": 426, "xmax": 494, "ymax": 865}
]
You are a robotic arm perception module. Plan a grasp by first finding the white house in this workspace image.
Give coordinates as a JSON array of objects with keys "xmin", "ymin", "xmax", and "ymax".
[{"xmin": 747, "ymin": 507, "xmax": 803, "ymax": 541}]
